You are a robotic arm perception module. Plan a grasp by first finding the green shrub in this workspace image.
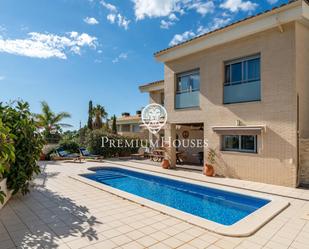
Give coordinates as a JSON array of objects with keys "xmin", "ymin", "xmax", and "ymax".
[
  {"xmin": 59, "ymin": 140, "xmax": 80, "ymax": 153},
  {"xmin": 0, "ymin": 101, "xmax": 44, "ymax": 195},
  {"xmin": 0, "ymin": 119, "xmax": 15, "ymax": 203},
  {"xmin": 58, "ymin": 131, "xmax": 80, "ymax": 153},
  {"xmin": 85, "ymin": 129, "xmax": 140, "ymax": 158}
]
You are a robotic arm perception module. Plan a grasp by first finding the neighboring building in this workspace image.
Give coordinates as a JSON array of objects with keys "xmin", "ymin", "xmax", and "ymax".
[
  {"xmin": 143, "ymin": 0, "xmax": 309, "ymax": 187},
  {"xmin": 114, "ymin": 112, "xmax": 148, "ymax": 139}
]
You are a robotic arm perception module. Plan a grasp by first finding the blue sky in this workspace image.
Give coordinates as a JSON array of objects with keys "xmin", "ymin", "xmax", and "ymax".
[{"xmin": 0, "ymin": 0, "xmax": 287, "ymax": 129}]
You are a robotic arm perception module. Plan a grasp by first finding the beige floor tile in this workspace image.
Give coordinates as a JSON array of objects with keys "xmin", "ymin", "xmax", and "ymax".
[
  {"xmin": 0, "ymin": 239, "xmax": 16, "ymax": 249},
  {"xmin": 66, "ymin": 238, "xmax": 93, "ymax": 249},
  {"xmin": 121, "ymin": 241, "xmax": 144, "ymax": 249},
  {"xmin": 101, "ymin": 229, "xmax": 122, "ymax": 239},
  {"xmin": 188, "ymin": 237, "xmax": 213, "ymax": 249},
  {"xmin": 150, "ymin": 230, "xmax": 170, "ymax": 241},
  {"xmin": 235, "ymin": 241, "xmax": 262, "ymax": 249},
  {"xmin": 92, "ymin": 240, "xmax": 118, "ymax": 249},
  {"xmin": 178, "ymin": 243, "xmax": 197, "ymax": 249},
  {"xmin": 214, "ymin": 239, "xmax": 240, "ymax": 249},
  {"xmin": 173, "ymin": 231, "xmax": 196, "ymax": 243},
  {"xmin": 136, "ymin": 235, "xmax": 158, "ymax": 247},
  {"xmin": 126, "ymin": 230, "xmax": 145, "ymax": 240},
  {"xmin": 110, "ymin": 234, "xmax": 132, "ymax": 246},
  {"xmin": 148, "ymin": 242, "xmax": 171, "ymax": 249},
  {"xmin": 162, "ymin": 236, "xmax": 184, "ymax": 248},
  {"xmin": 198, "ymin": 233, "xmax": 220, "ymax": 244}
]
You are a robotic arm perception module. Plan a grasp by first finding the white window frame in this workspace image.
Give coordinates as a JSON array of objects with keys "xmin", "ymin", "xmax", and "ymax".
[
  {"xmin": 221, "ymin": 135, "xmax": 257, "ymax": 153},
  {"xmin": 224, "ymin": 54, "xmax": 260, "ymax": 86},
  {"xmin": 176, "ymin": 70, "xmax": 200, "ymax": 94}
]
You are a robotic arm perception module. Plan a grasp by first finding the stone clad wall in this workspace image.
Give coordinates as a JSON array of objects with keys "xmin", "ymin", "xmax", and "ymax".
[{"xmin": 300, "ymin": 139, "xmax": 309, "ymax": 186}]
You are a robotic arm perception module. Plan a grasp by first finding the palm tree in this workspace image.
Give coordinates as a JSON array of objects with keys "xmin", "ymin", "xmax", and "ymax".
[
  {"xmin": 92, "ymin": 105, "xmax": 107, "ymax": 130},
  {"xmin": 35, "ymin": 101, "xmax": 72, "ymax": 140}
]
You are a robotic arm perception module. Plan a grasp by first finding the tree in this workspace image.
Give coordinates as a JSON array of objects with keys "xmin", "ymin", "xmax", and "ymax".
[
  {"xmin": 112, "ymin": 115, "xmax": 117, "ymax": 134},
  {"xmin": 92, "ymin": 105, "xmax": 107, "ymax": 130},
  {"xmin": 1, "ymin": 101, "xmax": 44, "ymax": 196},
  {"xmin": 35, "ymin": 101, "xmax": 72, "ymax": 141},
  {"xmin": 87, "ymin": 100, "xmax": 93, "ymax": 130}
]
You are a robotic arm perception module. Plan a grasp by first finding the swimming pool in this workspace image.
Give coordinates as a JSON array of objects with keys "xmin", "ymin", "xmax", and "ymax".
[{"xmin": 81, "ymin": 167, "xmax": 270, "ymax": 226}]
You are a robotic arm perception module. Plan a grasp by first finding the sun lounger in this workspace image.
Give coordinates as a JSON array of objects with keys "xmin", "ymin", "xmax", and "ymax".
[
  {"xmin": 131, "ymin": 147, "xmax": 150, "ymax": 160},
  {"xmin": 79, "ymin": 148, "xmax": 104, "ymax": 162},
  {"xmin": 52, "ymin": 148, "xmax": 82, "ymax": 163}
]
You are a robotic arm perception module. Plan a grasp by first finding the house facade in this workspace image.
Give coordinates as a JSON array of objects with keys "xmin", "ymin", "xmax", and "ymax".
[
  {"xmin": 114, "ymin": 112, "xmax": 148, "ymax": 139},
  {"xmin": 148, "ymin": 0, "xmax": 309, "ymax": 187}
]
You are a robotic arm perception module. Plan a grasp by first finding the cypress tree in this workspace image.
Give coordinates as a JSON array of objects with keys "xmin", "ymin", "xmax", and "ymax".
[
  {"xmin": 112, "ymin": 115, "xmax": 117, "ymax": 134},
  {"xmin": 87, "ymin": 100, "xmax": 93, "ymax": 130}
]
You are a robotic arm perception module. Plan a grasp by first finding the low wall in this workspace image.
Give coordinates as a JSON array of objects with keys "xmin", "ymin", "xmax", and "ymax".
[
  {"xmin": 0, "ymin": 179, "xmax": 11, "ymax": 210},
  {"xmin": 299, "ymin": 139, "xmax": 309, "ymax": 186}
]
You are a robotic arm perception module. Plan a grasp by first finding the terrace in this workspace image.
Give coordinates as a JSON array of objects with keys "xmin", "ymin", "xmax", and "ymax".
[{"xmin": 1, "ymin": 160, "xmax": 309, "ymax": 249}]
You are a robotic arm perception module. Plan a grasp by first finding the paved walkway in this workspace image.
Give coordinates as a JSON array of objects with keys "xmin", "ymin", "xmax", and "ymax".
[{"xmin": 0, "ymin": 161, "xmax": 309, "ymax": 249}]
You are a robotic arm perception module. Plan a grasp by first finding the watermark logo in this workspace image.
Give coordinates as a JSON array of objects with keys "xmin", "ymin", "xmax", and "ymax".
[{"xmin": 142, "ymin": 104, "xmax": 167, "ymax": 134}]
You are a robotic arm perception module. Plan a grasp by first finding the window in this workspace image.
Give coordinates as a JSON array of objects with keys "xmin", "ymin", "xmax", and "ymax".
[
  {"xmin": 222, "ymin": 135, "xmax": 257, "ymax": 153},
  {"xmin": 223, "ymin": 54, "xmax": 261, "ymax": 104},
  {"xmin": 121, "ymin": 124, "xmax": 130, "ymax": 132},
  {"xmin": 224, "ymin": 55, "xmax": 260, "ymax": 85},
  {"xmin": 132, "ymin": 124, "xmax": 140, "ymax": 133},
  {"xmin": 175, "ymin": 70, "xmax": 200, "ymax": 109},
  {"xmin": 176, "ymin": 70, "xmax": 200, "ymax": 94}
]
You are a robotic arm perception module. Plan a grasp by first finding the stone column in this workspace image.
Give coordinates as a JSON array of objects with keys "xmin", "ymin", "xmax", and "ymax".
[{"xmin": 165, "ymin": 123, "xmax": 176, "ymax": 169}]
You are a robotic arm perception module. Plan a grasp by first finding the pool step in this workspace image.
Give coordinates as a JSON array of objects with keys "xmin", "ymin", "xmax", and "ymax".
[{"xmin": 96, "ymin": 174, "xmax": 127, "ymax": 181}]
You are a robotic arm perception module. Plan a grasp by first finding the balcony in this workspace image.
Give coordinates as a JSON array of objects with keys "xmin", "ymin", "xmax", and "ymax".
[
  {"xmin": 175, "ymin": 91, "xmax": 199, "ymax": 109},
  {"xmin": 224, "ymin": 80, "xmax": 261, "ymax": 104}
]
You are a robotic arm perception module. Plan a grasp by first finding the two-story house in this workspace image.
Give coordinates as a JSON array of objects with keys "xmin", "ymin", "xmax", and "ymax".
[
  {"xmin": 149, "ymin": 0, "xmax": 309, "ymax": 187},
  {"xmin": 112, "ymin": 112, "xmax": 148, "ymax": 139}
]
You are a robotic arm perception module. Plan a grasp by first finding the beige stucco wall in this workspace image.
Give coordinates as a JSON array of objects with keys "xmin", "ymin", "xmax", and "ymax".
[
  {"xmin": 296, "ymin": 22, "xmax": 309, "ymax": 139},
  {"xmin": 150, "ymin": 90, "xmax": 164, "ymax": 105},
  {"xmin": 164, "ymin": 23, "xmax": 298, "ymax": 187},
  {"xmin": 295, "ymin": 22, "xmax": 309, "ymax": 185}
]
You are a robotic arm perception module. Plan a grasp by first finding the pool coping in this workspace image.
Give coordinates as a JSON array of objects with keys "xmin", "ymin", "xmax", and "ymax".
[{"xmin": 70, "ymin": 165, "xmax": 289, "ymax": 237}]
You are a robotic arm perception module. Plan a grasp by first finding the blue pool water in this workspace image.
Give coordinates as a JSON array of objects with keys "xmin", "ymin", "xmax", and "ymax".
[{"xmin": 81, "ymin": 167, "xmax": 270, "ymax": 226}]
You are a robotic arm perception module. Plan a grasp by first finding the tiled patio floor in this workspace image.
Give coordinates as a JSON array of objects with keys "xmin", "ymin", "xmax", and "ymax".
[{"xmin": 1, "ymin": 161, "xmax": 309, "ymax": 249}]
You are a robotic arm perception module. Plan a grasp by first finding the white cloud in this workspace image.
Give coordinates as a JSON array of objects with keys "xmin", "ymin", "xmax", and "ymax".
[
  {"xmin": 107, "ymin": 14, "xmax": 116, "ymax": 23},
  {"xmin": 100, "ymin": 0, "xmax": 117, "ymax": 12},
  {"xmin": 169, "ymin": 30, "xmax": 195, "ymax": 46},
  {"xmin": 160, "ymin": 20, "xmax": 175, "ymax": 29},
  {"xmin": 189, "ymin": 1, "xmax": 215, "ymax": 16},
  {"xmin": 84, "ymin": 17, "xmax": 99, "ymax": 25},
  {"xmin": 133, "ymin": 0, "xmax": 178, "ymax": 20},
  {"xmin": 168, "ymin": 13, "xmax": 178, "ymax": 21},
  {"xmin": 117, "ymin": 14, "xmax": 130, "ymax": 30},
  {"xmin": 220, "ymin": 0, "xmax": 258, "ymax": 12},
  {"xmin": 197, "ymin": 17, "xmax": 232, "ymax": 35},
  {"xmin": 169, "ymin": 14, "xmax": 233, "ymax": 47},
  {"xmin": 0, "ymin": 32, "xmax": 97, "ymax": 59},
  {"xmin": 102, "ymin": 1, "xmax": 131, "ymax": 29},
  {"xmin": 267, "ymin": 0, "xmax": 278, "ymax": 4},
  {"xmin": 112, "ymin": 52, "xmax": 128, "ymax": 63},
  {"xmin": 133, "ymin": 0, "xmax": 215, "ymax": 20}
]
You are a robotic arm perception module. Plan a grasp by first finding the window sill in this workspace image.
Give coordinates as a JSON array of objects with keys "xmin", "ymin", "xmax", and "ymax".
[
  {"xmin": 220, "ymin": 150, "xmax": 258, "ymax": 155},
  {"xmin": 223, "ymin": 99, "xmax": 261, "ymax": 105},
  {"xmin": 174, "ymin": 106, "xmax": 201, "ymax": 111}
]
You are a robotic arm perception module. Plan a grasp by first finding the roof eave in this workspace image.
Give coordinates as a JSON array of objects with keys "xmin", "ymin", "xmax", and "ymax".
[
  {"xmin": 139, "ymin": 81, "xmax": 164, "ymax": 93},
  {"xmin": 155, "ymin": 0, "xmax": 304, "ymax": 63}
]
